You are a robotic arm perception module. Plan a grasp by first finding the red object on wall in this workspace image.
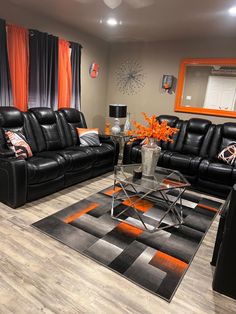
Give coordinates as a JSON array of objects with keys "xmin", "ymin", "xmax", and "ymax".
[
  {"xmin": 89, "ymin": 62, "xmax": 99, "ymax": 78},
  {"xmin": 58, "ymin": 39, "xmax": 72, "ymax": 108},
  {"xmin": 7, "ymin": 25, "xmax": 28, "ymax": 111}
]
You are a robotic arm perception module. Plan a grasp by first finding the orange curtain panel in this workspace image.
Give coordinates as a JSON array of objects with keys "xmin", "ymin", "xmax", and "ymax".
[
  {"xmin": 7, "ymin": 25, "xmax": 28, "ymax": 111},
  {"xmin": 58, "ymin": 39, "xmax": 72, "ymax": 108}
]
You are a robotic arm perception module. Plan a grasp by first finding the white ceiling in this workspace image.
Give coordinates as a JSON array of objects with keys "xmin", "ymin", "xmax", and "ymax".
[{"xmin": 7, "ymin": 0, "xmax": 236, "ymax": 42}]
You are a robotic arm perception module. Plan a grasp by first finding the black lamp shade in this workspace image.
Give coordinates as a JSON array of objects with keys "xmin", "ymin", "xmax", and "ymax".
[{"xmin": 109, "ymin": 104, "xmax": 127, "ymax": 118}]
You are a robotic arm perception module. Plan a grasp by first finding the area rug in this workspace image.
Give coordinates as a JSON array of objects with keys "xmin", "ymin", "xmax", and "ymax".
[{"xmin": 32, "ymin": 186, "xmax": 222, "ymax": 302}]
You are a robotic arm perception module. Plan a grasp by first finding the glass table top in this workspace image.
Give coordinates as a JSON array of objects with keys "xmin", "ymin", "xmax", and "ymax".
[{"xmin": 114, "ymin": 164, "xmax": 190, "ymax": 192}]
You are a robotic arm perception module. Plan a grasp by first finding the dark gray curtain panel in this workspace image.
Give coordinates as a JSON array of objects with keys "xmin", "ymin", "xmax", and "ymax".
[
  {"xmin": 0, "ymin": 18, "xmax": 12, "ymax": 106},
  {"xmin": 28, "ymin": 30, "xmax": 58, "ymax": 109},
  {"xmin": 70, "ymin": 42, "xmax": 81, "ymax": 110}
]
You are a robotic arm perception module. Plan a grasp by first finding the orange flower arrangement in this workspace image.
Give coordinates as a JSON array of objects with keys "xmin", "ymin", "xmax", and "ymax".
[{"xmin": 127, "ymin": 112, "xmax": 179, "ymax": 143}]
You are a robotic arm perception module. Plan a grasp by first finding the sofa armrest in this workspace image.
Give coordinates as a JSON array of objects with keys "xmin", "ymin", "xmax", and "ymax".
[
  {"xmin": 0, "ymin": 157, "xmax": 27, "ymax": 208},
  {"xmin": 123, "ymin": 139, "xmax": 142, "ymax": 164},
  {"xmin": 99, "ymin": 134, "xmax": 119, "ymax": 165}
]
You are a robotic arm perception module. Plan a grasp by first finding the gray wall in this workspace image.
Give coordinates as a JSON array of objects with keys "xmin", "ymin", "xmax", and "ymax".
[{"xmin": 106, "ymin": 38, "xmax": 236, "ymax": 124}]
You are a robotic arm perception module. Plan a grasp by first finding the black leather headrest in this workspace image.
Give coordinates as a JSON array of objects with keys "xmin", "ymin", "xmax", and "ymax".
[
  {"xmin": 222, "ymin": 123, "xmax": 236, "ymax": 138},
  {"xmin": 157, "ymin": 115, "xmax": 179, "ymax": 127},
  {"xmin": 0, "ymin": 107, "xmax": 23, "ymax": 127},
  {"xmin": 59, "ymin": 108, "xmax": 82, "ymax": 123},
  {"xmin": 29, "ymin": 107, "xmax": 56, "ymax": 124},
  {"xmin": 187, "ymin": 118, "xmax": 211, "ymax": 134}
]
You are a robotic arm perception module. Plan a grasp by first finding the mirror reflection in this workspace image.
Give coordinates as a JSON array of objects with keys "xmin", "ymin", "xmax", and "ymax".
[{"xmin": 182, "ymin": 65, "xmax": 236, "ymax": 111}]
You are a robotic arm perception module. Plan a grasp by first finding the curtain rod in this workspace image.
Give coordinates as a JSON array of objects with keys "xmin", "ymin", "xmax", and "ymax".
[{"xmin": 6, "ymin": 23, "xmax": 83, "ymax": 48}]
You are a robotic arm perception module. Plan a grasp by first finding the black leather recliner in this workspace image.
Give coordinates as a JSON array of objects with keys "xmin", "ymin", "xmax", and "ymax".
[
  {"xmin": 198, "ymin": 123, "xmax": 236, "ymax": 196},
  {"xmin": 123, "ymin": 115, "xmax": 236, "ymax": 197},
  {"xmin": 0, "ymin": 107, "xmax": 119, "ymax": 208}
]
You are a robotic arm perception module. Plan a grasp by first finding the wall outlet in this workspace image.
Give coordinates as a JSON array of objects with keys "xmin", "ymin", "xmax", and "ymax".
[{"xmin": 186, "ymin": 95, "xmax": 192, "ymax": 100}]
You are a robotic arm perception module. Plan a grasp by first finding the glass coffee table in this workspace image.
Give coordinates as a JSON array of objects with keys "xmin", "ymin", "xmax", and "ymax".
[{"xmin": 111, "ymin": 164, "xmax": 190, "ymax": 233}]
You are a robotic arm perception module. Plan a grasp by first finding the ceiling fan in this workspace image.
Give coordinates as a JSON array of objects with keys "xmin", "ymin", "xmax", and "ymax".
[{"xmin": 103, "ymin": 0, "xmax": 155, "ymax": 9}]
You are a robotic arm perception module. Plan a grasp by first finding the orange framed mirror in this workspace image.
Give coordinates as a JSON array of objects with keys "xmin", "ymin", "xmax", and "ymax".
[{"xmin": 175, "ymin": 58, "xmax": 236, "ymax": 118}]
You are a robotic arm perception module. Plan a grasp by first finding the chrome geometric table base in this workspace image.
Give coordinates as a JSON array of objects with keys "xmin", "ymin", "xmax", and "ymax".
[{"xmin": 111, "ymin": 164, "xmax": 190, "ymax": 233}]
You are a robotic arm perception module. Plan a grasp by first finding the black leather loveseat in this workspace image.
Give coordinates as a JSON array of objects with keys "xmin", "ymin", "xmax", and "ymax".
[
  {"xmin": 0, "ymin": 107, "xmax": 119, "ymax": 208},
  {"xmin": 123, "ymin": 115, "xmax": 236, "ymax": 198}
]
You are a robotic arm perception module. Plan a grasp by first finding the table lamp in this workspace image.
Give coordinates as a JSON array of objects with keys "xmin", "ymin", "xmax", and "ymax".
[{"xmin": 109, "ymin": 104, "xmax": 127, "ymax": 135}]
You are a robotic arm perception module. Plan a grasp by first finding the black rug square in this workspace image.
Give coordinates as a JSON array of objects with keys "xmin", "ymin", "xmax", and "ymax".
[{"xmin": 32, "ymin": 186, "xmax": 222, "ymax": 302}]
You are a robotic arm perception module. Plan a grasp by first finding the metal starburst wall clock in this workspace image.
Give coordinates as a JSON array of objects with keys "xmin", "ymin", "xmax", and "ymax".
[{"xmin": 116, "ymin": 60, "xmax": 145, "ymax": 95}]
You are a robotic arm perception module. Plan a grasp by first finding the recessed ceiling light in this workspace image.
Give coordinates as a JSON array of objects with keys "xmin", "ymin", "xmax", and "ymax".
[
  {"xmin": 229, "ymin": 6, "xmax": 236, "ymax": 16},
  {"xmin": 107, "ymin": 18, "xmax": 118, "ymax": 26}
]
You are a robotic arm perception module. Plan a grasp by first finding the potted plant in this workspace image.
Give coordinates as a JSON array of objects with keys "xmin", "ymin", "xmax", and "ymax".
[{"xmin": 128, "ymin": 113, "xmax": 179, "ymax": 177}]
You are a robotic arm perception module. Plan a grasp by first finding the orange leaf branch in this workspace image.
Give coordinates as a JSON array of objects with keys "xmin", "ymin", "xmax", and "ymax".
[{"xmin": 127, "ymin": 112, "xmax": 179, "ymax": 144}]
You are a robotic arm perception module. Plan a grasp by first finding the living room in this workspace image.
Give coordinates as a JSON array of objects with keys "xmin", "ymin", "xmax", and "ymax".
[{"xmin": 0, "ymin": 0, "xmax": 236, "ymax": 313}]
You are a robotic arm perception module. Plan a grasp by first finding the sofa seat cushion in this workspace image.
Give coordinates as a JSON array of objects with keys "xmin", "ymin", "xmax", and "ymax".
[
  {"xmin": 59, "ymin": 149, "xmax": 95, "ymax": 172},
  {"xmin": 199, "ymin": 159, "xmax": 233, "ymax": 185},
  {"xmin": 168, "ymin": 153, "xmax": 202, "ymax": 175},
  {"xmin": 36, "ymin": 151, "xmax": 66, "ymax": 165},
  {"xmin": 88, "ymin": 143, "xmax": 114, "ymax": 166},
  {"xmin": 27, "ymin": 156, "xmax": 64, "ymax": 185},
  {"xmin": 157, "ymin": 150, "xmax": 172, "ymax": 167},
  {"xmin": 71, "ymin": 143, "xmax": 115, "ymax": 166}
]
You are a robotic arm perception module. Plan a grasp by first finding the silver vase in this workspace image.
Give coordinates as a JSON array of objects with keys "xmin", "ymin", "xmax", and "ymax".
[{"xmin": 141, "ymin": 138, "xmax": 161, "ymax": 178}]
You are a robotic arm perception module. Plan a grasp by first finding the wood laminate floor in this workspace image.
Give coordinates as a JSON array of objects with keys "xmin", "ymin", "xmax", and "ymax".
[{"xmin": 0, "ymin": 173, "xmax": 236, "ymax": 314}]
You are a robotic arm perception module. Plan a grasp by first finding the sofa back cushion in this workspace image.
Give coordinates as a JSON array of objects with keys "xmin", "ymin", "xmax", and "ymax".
[
  {"xmin": 157, "ymin": 115, "xmax": 179, "ymax": 127},
  {"xmin": 59, "ymin": 108, "xmax": 87, "ymax": 146},
  {"xmin": 175, "ymin": 118, "xmax": 212, "ymax": 156},
  {"xmin": 29, "ymin": 107, "xmax": 64, "ymax": 151},
  {"xmin": 221, "ymin": 123, "xmax": 236, "ymax": 150},
  {"xmin": 0, "ymin": 107, "xmax": 37, "ymax": 152},
  {"xmin": 0, "ymin": 107, "xmax": 23, "ymax": 129},
  {"xmin": 157, "ymin": 115, "xmax": 181, "ymax": 151},
  {"xmin": 209, "ymin": 123, "xmax": 236, "ymax": 159}
]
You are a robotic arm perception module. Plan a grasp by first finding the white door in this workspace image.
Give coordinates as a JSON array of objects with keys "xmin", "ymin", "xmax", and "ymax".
[{"xmin": 203, "ymin": 76, "xmax": 236, "ymax": 110}]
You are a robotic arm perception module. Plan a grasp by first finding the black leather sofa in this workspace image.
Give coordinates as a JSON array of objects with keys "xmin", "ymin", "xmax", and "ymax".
[
  {"xmin": 123, "ymin": 115, "xmax": 236, "ymax": 198},
  {"xmin": 212, "ymin": 185, "xmax": 236, "ymax": 300},
  {"xmin": 0, "ymin": 107, "xmax": 119, "ymax": 208}
]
